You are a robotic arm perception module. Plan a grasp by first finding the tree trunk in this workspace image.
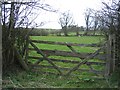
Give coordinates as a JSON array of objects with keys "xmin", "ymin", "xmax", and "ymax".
[
  {"xmin": 76, "ymin": 29, "xmax": 79, "ymax": 36},
  {"xmin": 93, "ymin": 29, "xmax": 96, "ymax": 35},
  {"xmin": 0, "ymin": 14, "xmax": 2, "ymax": 81},
  {"xmin": 14, "ymin": 46, "xmax": 29, "ymax": 71},
  {"xmin": 63, "ymin": 26, "xmax": 68, "ymax": 36},
  {"xmin": 116, "ymin": 5, "xmax": 120, "ymax": 87},
  {"xmin": 2, "ymin": 2, "xmax": 15, "ymax": 70},
  {"xmin": 2, "ymin": 2, "xmax": 29, "ymax": 72},
  {"xmin": 84, "ymin": 27, "xmax": 89, "ymax": 35}
]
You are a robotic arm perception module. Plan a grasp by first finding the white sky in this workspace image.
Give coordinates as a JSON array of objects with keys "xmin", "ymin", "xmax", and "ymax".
[{"xmin": 35, "ymin": 0, "xmax": 106, "ymax": 29}]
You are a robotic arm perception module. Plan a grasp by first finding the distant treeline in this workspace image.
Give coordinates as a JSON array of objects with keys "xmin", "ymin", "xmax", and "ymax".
[{"xmin": 15, "ymin": 27, "xmax": 105, "ymax": 36}]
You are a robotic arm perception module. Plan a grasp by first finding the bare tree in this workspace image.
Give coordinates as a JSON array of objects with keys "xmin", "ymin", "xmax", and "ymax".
[
  {"xmin": 97, "ymin": 12, "xmax": 106, "ymax": 35},
  {"xmin": 117, "ymin": 2, "xmax": 120, "ymax": 87},
  {"xmin": 1, "ymin": 1, "xmax": 57, "ymax": 72},
  {"xmin": 92, "ymin": 12, "xmax": 99, "ymax": 35},
  {"xmin": 68, "ymin": 25, "xmax": 80, "ymax": 36},
  {"xmin": 100, "ymin": 0, "xmax": 120, "ymax": 85},
  {"xmin": 58, "ymin": 11, "xmax": 74, "ymax": 36},
  {"xmin": 84, "ymin": 8, "xmax": 93, "ymax": 35}
]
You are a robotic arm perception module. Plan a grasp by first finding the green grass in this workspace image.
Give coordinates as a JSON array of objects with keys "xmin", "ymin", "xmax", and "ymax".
[
  {"xmin": 29, "ymin": 36, "xmax": 104, "ymax": 53},
  {"xmin": 3, "ymin": 71, "xmax": 110, "ymax": 88},
  {"xmin": 31, "ymin": 36, "xmax": 103, "ymax": 44}
]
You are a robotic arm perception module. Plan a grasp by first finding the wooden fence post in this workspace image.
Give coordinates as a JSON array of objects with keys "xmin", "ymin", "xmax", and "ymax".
[
  {"xmin": 112, "ymin": 34, "xmax": 116, "ymax": 72},
  {"xmin": 105, "ymin": 34, "xmax": 115, "ymax": 76},
  {"xmin": 24, "ymin": 36, "xmax": 30, "ymax": 64},
  {"xmin": 0, "ymin": 7, "xmax": 2, "ymax": 88}
]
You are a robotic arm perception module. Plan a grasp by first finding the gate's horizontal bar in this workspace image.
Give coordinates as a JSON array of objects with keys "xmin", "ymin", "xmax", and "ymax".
[
  {"xmin": 28, "ymin": 56, "xmax": 106, "ymax": 65},
  {"xmin": 29, "ymin": 48, "xmax": 106, "ymax": 60},
  {"xmin": 32, "ymin": 69, "xmax": 105, "ymax": 78},
  {"xmin": 32, "ymin": 65, "xmax": 104, "ymax": 74},
  {"xmin": 30, "ymin": 40, "xmax": 102, "ymax": 47}
]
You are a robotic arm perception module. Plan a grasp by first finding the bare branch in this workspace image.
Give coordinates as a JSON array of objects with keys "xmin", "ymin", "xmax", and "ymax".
[{"xmin": 58, "ymin": 11, "xmax": 74, "ymax": 36}]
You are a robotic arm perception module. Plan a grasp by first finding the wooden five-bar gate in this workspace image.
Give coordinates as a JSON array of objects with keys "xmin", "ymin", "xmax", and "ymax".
[{"xmin": 27, "ymin": 39, "xmax": 107, "ymax": 76}]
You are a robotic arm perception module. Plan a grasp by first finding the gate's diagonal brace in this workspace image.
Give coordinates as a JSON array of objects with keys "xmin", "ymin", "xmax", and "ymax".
[
  {"xmin": 87, "ymin": 64, "xmax": 99, "ymax": 76},
  {"xmin": 67, "ymin": 45, "xmax": 76, "ymax": 52},
  {"xmin": 65, "ymin": 47, "xmax": 103, "ymax": 76},
  {"xmin": 67, "ymin": 45, "xmax": 96, "ymax": 74},
  {"xmin": 29, "ymin": 41, "xmax": 63, "ymax": 75},
  {"xmin": 67, "ymin": 45, "xmax": 84, "ymax": 59},
  {"xmin": 34, "ymin": 58, "xmax": 44, "ymax": 65}
]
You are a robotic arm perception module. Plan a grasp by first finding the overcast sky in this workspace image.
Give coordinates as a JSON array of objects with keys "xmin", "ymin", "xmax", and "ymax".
[{"xmin": 35, "ymin": 0, "xmax": 108, "ymax": 29}]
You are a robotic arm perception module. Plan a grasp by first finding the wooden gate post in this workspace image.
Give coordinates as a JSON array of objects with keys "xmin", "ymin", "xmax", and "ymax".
[
  {"xmin": 105, "ymin": 34, "xmax": 115, "ymax": 76},
  {"xmin": 0, "ymin": 7, "xmax": 2, "ymax": 88}
]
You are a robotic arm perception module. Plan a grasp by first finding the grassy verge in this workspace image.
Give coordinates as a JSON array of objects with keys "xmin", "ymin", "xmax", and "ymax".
[{"xmin": 3, "ymin": 70, "xmax": 110, "ymax": 88}]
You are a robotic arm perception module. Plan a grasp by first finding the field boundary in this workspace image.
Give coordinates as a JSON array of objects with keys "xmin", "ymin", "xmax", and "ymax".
[{"xmin": 27, "ymin": 39, "xmax": 106, "ymax": 76}]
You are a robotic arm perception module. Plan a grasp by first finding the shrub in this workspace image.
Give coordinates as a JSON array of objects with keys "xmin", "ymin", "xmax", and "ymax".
[{"xmin": 30, "ymin": 30, "xmax": 49, "ymax": 36}]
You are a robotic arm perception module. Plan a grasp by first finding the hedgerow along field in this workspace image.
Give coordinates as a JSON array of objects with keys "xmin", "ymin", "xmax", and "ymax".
[{"xmin": 3, "ymin": 35, "xmax": 110, "ymax": 88}]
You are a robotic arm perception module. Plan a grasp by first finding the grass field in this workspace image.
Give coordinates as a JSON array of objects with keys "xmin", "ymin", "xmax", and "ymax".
[
  {"xmin": 31, "ymin": 36, "xmax": 103, "ymax": 44},
  {"xmin": 3, "ymin": 36, "xmax": 112, "ymax": 88},
  {"xmin": 30, "ymin": 36, "xmax": 104, "ymax": 53}
]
